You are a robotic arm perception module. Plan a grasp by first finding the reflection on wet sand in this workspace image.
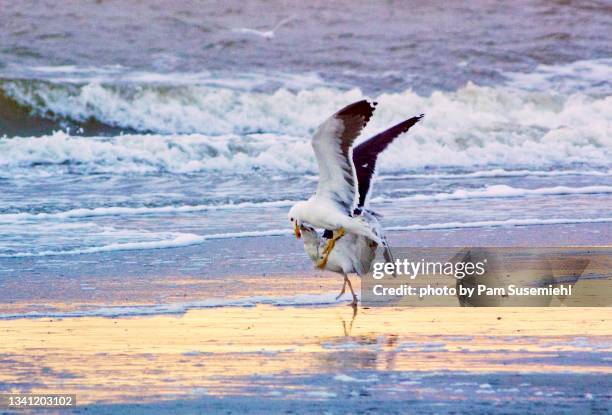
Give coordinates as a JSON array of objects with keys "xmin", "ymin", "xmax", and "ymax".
[{"xmin": 0, "ymin": 306, "xmax": 610, "ymax": 405}]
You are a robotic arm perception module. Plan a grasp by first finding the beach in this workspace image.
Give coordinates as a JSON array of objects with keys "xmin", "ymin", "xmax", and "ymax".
[
  {"xmin": 1, "ymin": 302, "xmax": 610, "ymax": 414},
  {"xmin": 1, "ymin": 227, "xmax": 611, "ymax": 412},
  {"xmin": 1, "ymin": 0, "xmax": 611, "ymax": 413}
]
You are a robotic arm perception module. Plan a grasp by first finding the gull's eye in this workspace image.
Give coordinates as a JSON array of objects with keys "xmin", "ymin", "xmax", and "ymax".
[{"xmin": 290, "ymin": 217, "xmax": 294, "ymax": 222}]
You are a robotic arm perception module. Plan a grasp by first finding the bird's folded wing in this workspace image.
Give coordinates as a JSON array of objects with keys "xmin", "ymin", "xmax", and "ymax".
[
  {"xmin": 312, "ymin": 100, "xmax": 376, "ymax": 214},
  {"xmin": 353, "ymin": 114, "xmax": 423, "ymax": 209}
]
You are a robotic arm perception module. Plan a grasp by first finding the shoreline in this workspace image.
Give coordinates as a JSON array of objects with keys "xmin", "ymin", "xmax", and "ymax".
[{"xmin": 1, "ymin": 222, "xmax": 609, "ymax": 313}]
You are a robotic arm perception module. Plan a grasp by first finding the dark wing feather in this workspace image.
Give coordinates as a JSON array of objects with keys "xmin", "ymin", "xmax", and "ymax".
[
  {"xmin": 353, "ymin": 114, "xmax": 424, "ymax": 210},
  {"xmin": 334, "ymin": 100, "xmax": 377, "ymax": 154}
]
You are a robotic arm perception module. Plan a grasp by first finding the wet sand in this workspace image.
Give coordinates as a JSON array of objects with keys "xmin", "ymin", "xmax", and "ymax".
[
  {"xmin": 1, "ymin": 305, "xmax": 610, "ymax": 414},
  {"xmin": 1, "ymin": 226, "xmax": 610, "ymax": 413}
]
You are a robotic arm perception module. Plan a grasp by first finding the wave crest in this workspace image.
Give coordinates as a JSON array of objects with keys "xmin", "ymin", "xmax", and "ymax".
[{"xmin": 1, "ymin": 69, "xmax": 610, "ymax": 172}]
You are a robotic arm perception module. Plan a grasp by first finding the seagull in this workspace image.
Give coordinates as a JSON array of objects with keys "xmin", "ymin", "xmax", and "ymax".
[
  {"xmin": 297, "ymin": 114, "xmax": 424, "ymax": 306},
  {"xmin": 232, "ymin": 16, "xmax": 295, "ymax": 39},
  {"xmin": 288, "ymin": 100, "xmax": 381, "ymax": 253}
]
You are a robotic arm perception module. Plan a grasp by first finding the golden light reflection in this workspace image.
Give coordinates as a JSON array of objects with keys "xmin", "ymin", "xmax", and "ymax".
[{"xmin": 0, "ymin": 306, "xmax": 610, "ymax": 405}]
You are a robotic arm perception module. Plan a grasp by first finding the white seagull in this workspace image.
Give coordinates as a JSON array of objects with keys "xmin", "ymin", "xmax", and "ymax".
[
  {"xmin": 288, "ymin": 100, "xmax": 380, "ymax": 250},
  {"xmin": 297, "ymin": 114, "xmax": 424, "ymax": 305},
  {"xmin": 232, "ymin": 16, "xmax": 295, "ymax": 39}
]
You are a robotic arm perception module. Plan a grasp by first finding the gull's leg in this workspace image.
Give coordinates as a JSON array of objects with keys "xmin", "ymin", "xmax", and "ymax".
[
  {"xmin": 335, "ymin": 275, "xmax": 347, "ymax": 300},
  {"xmin": 317, "ymin": 227, "xmax": 346, "ymax": 269},
  {"xmin": 345, "ymin": 276, "xmax": 358, "ymax": 306}
]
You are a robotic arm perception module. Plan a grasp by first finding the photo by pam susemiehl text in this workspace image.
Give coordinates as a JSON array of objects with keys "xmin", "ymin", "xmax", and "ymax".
[
  {"xmin": 361, "ymin": 247, "xmax": 611, "ymax": 307},
  {"xmin": 371, "ymin": 282, "xmax": 573, "ymax": 298}
]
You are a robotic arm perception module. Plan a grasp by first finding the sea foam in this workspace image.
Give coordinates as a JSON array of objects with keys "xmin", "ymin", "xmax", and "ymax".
[
  {"xmin": 0, "ymin": 200, "xmax": 297, "ymax": 223},
  {"xmin": 2, "ymin": 217, "xmax": 610, "ymax": 258},
  {"xmin": 373, "ymin": 185, "xmax": 612, "ymax": 203},
  {"xmin": 1, "ymin": 64, "xmax": 611, "ymax": 174},
  {"xmin": 0, "ymin": 292, "xmax": 345, "ymax": 319},
  {"xmin": 2, "ymin": 185, "xmax": 610, "ymax": 225}
]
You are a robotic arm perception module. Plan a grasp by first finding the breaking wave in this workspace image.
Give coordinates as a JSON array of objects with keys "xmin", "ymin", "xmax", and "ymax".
[
  {"xmin": 0, "ymin": 118, "xmax": 609, "ymax": 174},
  {"xmin": 2, "ymin": 58, "xmax": 610, "ymax": 137},
  {"xmin": 1, "ymin": 59, "xmax": 610, "ymax": 173}
]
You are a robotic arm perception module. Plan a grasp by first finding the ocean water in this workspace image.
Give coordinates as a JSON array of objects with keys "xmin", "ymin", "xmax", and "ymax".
[{"xmin": 0, "ymin": 0, "xmax": 611, "ymax": 273}]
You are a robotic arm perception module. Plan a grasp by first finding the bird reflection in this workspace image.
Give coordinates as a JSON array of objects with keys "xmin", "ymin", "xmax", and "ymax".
[{"xmin": 340, "ymin": 304, "xmax": 358, "ymax": 336}]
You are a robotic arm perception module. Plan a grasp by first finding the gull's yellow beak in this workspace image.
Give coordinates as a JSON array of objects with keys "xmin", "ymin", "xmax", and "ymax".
[{"xmin": 294, "ymin": 221, "xmax": 301, "ymax": 239}]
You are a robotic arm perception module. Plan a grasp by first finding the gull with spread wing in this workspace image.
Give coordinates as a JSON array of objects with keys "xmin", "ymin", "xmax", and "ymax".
[
  {"xmin": 288, "ymin": 100, "xmax": 380, "ymax": 260},
  {"xmin": 297, "ymin": 113, "xmax": 424, "ymax": 305}
]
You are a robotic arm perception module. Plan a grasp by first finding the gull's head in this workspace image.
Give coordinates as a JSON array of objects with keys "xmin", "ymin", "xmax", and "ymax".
[{"xmin": 288, "ymin": 202, "xmax": 307, "ymax": 239}]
